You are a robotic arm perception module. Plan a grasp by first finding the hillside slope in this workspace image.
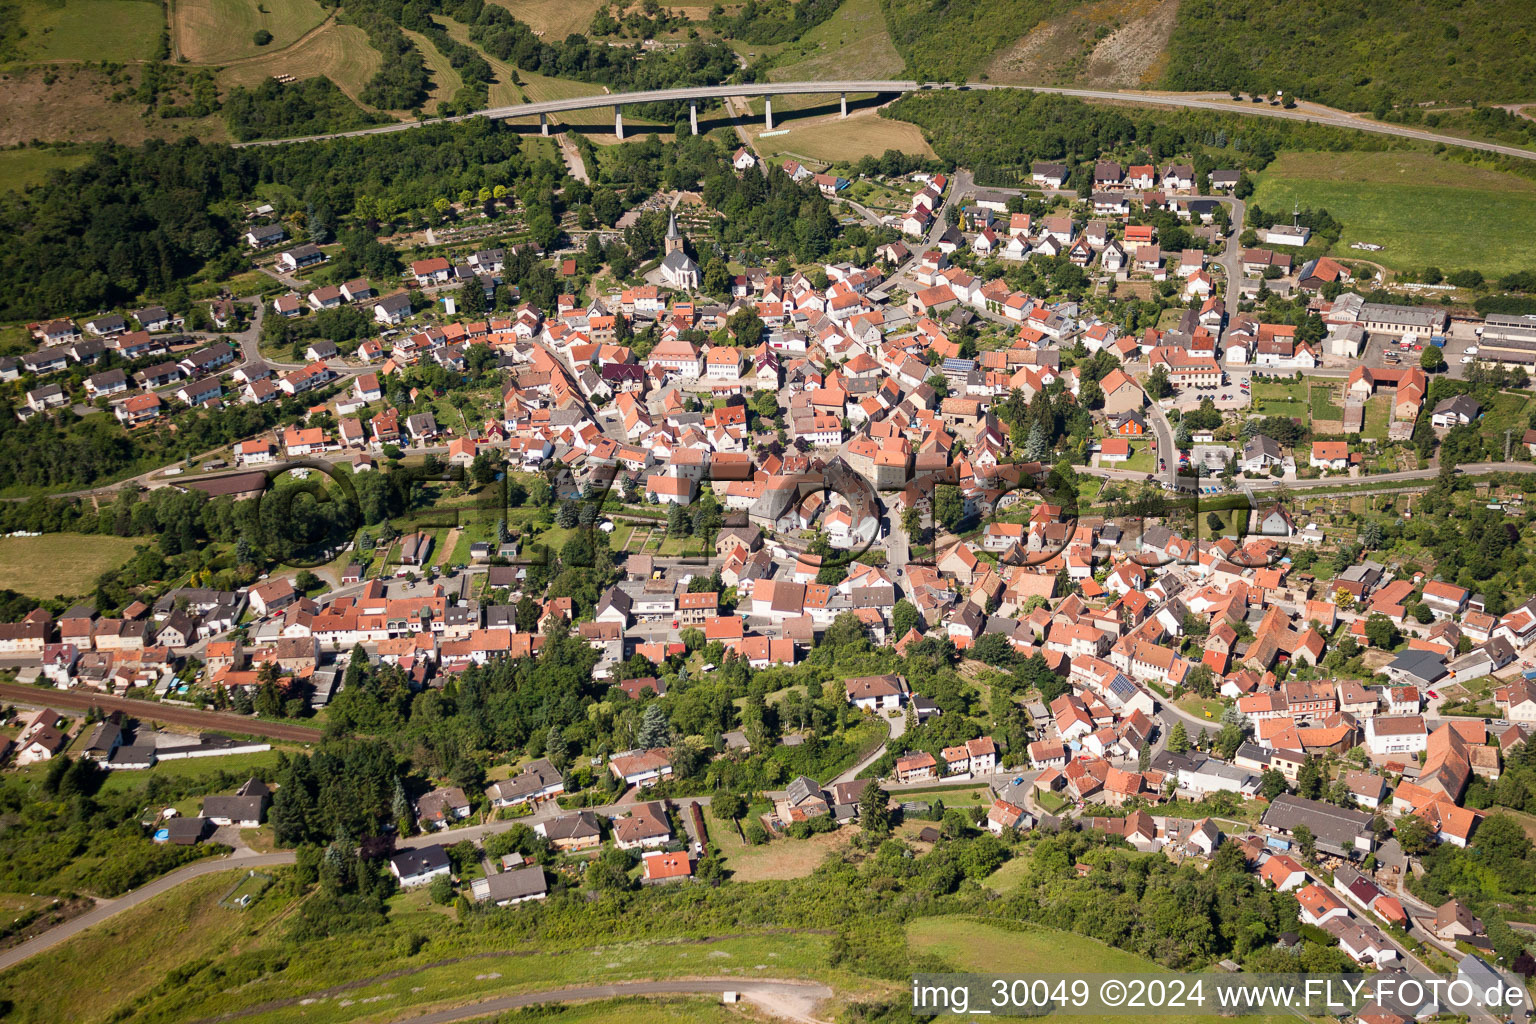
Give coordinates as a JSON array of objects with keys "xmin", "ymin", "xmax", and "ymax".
[
  {"xmin": 873, "ymin": 0, "xmax": 1533, "ymax": 113},
  {"xmin": 877, "ymin": 0, "xmax": 1064, "ymax": 81},
  {"xmin": 1157, "ymin": 0, "xmax": 1536, "ymax": 111}
]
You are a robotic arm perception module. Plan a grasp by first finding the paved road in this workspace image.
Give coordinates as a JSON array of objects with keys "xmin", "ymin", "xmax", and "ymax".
[
  {"xmin": 0, "ymin": 683, "xmax": 324, "ymax": 743},
  {"xmin": 0, "ymin": 852, "xmax": 295, "ymax": 974},
  {"xmin": 1145, "ymin": 400, "xmax": 1177, "ymax": 489},
  {"xmin": 386, "ymin": 979, "xmax": 833, "ymax": 1024},
  {"xmin": 232, "ymin": 80, "xmax": 1536, "ymax": 162},
  {"xmin": 1217, "ymin": 195, "xmax": 1248, "ymax": 307},
  {"xmin": 829, "ymin": 711, "xmax": 906, "ymax": 785},
  {"xmin": 1250, "ymin": 460, "xmax": 1532, "ymax": 490}
]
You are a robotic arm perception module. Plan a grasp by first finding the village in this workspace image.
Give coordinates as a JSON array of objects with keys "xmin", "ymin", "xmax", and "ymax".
[{"xmin": 6, "ymin": 150, "xmax": 1536, "ymax": 1023}]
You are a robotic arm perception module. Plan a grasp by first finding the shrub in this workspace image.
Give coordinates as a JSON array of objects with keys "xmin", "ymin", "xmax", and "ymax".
[{"xmin": 254, "ymin": 29, "xmax": 273, "ymax": 46}]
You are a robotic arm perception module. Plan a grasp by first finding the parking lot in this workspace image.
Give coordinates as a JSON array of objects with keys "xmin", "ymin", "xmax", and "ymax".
[
  {"xmin": 1174, "ymin": 377, "xmax": 1251, "ymax": 412},
  {"xmin": 1359, "ymin": 321, "xmax": 1480, "ymax": 379}
]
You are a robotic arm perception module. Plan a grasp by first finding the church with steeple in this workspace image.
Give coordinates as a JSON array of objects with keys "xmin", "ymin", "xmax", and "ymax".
[{"xmin": 658, "ymin": 208, "xmax": 701, "ymax": 292}]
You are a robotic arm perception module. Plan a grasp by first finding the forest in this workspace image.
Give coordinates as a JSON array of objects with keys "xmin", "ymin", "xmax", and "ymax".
[
  {"xmin": 345, "ymin": 3, "xmax": 435, "ymax": 110},
  {"xmin": 706, "ymin": 0, "xmax": 846, "ymax": 44},
  {"xmin": 222, "ymin": 78, "xmax": 393, "ymax": 142}
]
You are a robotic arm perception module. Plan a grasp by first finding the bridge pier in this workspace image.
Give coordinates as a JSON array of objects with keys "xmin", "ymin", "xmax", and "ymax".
[
  {"xmin": 539, "ymin": 113, "xmax": 549, "ymax": 136},
  {"xmin": 840, "ymin": 93, "xmax": 847, "ymax": 118},
  {"xmin": 764, "ymin": 98, "xmax": 773, "ymax": 131},
  {"xmin": 689, "ymin": 101, "xmax": 698, "ymax": 135},
  {"xmin": 614, "ymin": 109, "xmax": 624, "ymax": 140}
]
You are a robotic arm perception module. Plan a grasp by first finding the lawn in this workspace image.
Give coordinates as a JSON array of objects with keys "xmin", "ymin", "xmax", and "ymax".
[
  {"xmin": 1251, "ymin": 150, "xmax": 1536, "ymax": 276},
  {"xmin": 218, "ymin": 20, "xmax": 383, "ymax": 107},
  {"xmin": 0, "ymin": 533, "xmax": 144, "ymax": 601},
  {"xmin": 982, "ymin": 855, "xmax": 1032, "ymax": 892},
  {"xmin": 95, "ymin": 749, "xmax": 295, "ymax": 796},
  {"xmin": 1249, "ymin": 379, "xmax": 1308, "ymax": 418},
  {"xmin": 175, "ymin": 0, "xmax": 329, "ymax": 64},
  {"xmin": 717, "ymin": 827, "xmax": 853, "ymax": 882},
  {"xmin": 902, "ymin": 784, "xmax": 993, "ymax": 806},
  {"xmin": 9, "ymin": 0, "xmax": 165, "ymax": 61},
  {"xmin": 909, "ymin": 915, "xmax": 1167, "ymax": 975},
  {"xmin": 1036, "ymin": 789, "xmax": 1067, "ymax": 813},
  {"xmin": 1175, "ymin": 695, "xmax": 1227, "ymax": 722},
  {"xmin": 1120, "ymin": 440, "xmax": 1156, "ymax": 474},
  {"xmin": 1200, "ymin": 506, "xmax": 1246, "ymax": 539},
  {"xmin": 0, "ymin": 147, "xmax": 91, "ymax": 191},
  {"xmin": 444, "ymin": 520, "xmax": 495, "ymax": 566},
  {"xmin": 1362, "ymin": 394, "xmax": 1390, "ymax": 440},
  {"xmin": 1309, "ymin": 383, "xmax": 1345, "ymax": 422},
  {"xmin": 656, "ymin": 533, "xmax": 712, "ymax": 557},
  {"xmin": 1478, "ymin": 390, "xmax": 1534, "ymax": 445}
]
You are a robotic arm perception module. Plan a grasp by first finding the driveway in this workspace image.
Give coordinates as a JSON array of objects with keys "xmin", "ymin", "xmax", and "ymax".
[{"xmin": 829, "ymin": 711, "xmax": 904, "ymax": 786}]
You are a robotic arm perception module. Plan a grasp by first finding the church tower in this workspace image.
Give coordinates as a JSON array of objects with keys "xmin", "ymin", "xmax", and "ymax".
[
  {"xmin": 665, "ymin": 208, "xmax": 684, "ymax": 257},
  {"xmin": 659, "ymin": 205, "xmax": 701, "ymax": 292}
]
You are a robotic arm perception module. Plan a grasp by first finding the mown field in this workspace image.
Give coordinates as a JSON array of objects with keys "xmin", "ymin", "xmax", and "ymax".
[
  {"xmin": 490, "ymin": 0, "xmax": 605, "ymax": 39},
  {"xmin": 217, "ymin": 20, "xmax": 382, "ymax": 106},
  {"xmin": 1251, "ymin": 150, "xmax": 1536, "ymax": 276},
  {"xmin": 175, "ymin": 0, "xmax": 329, "ymax": 64},
  {"xmin": 3, "ymin": 0, "xmax": 164, "ymax": 62},
  {"xmin": 748, "ymin": 109, "xmax": 935, "ymax": 163},
  {"xmin": 402, "ymin": 28, "xmax": 463, "ymax": 115},
  {"xmin": 909, "ymin": 915, "xmax": 1167, "ymax": 975},
  {"xmin": 0, "ymin": 533, "xmax": 144, "ymax": 599},
  {"xmin": 437, "ymin": 16, "xmax": 524, "ymax": 106}
]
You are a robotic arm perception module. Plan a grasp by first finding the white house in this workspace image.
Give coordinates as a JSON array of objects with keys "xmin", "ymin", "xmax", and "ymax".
[
  {"xmin": 390, "ymin": 846, "xmax": 451, "ymax": 888},
  {"xmin": 846, "ymin": 674, "xmax": 904, "ymax": 711},
  {"xmin": 1364, "ymin": 714, "xmax": 1428, "ymax": 756}
]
